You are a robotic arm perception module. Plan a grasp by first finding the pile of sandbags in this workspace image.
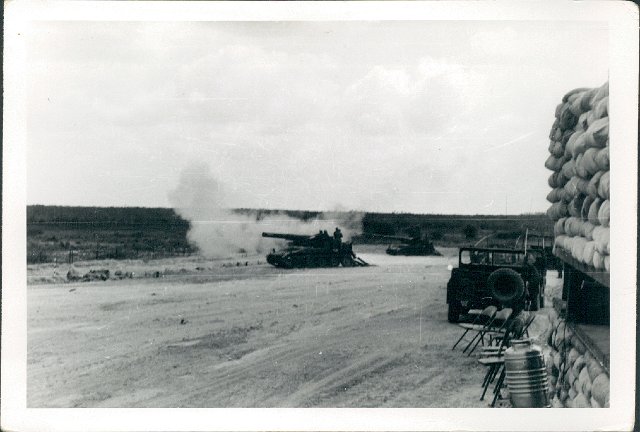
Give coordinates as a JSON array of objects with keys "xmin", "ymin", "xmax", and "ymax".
[
  {"xmin": 545, "ymin": 82, "xmax": 610, "ymax": 271},
  {"xmin": 545, "ymin": 309, "xmax": 610, "ymax": 408}
]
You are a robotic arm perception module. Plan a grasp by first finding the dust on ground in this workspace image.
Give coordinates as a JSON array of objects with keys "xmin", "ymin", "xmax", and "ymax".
[{"xmin": 27, "ymin": 246, "xmax": 552, "ymax": 408}]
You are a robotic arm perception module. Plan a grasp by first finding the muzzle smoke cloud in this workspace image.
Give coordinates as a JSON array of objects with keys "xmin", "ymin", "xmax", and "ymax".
[{"xmin": 169, "ymin": 163, "xmax": 363, "ymax": 259}]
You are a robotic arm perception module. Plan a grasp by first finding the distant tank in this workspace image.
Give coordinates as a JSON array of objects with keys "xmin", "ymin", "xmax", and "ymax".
[
  {"xmin": 262, "ymin": 231, "xmax": 369, "ymax": 268},
  {"xmin": 376, "ymin": 234, "xmax": 441, "ymax": 256}
]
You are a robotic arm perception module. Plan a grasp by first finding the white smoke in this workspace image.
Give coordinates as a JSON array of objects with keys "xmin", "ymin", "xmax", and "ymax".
[{"xmin": 168, "ymin": 162, "xmax": 363, "ymax": 259}]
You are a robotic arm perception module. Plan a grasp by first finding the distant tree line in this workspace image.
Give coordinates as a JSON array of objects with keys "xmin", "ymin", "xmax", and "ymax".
[{"xmin": 26, "ymin": 205, "xmax": 553, "ymax": 264}]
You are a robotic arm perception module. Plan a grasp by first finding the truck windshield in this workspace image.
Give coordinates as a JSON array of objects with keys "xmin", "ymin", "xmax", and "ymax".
[
  {"xmin": 461, "ymin": 250, "xmax": 491, "ymax": 264},
  {"xmin": 461, "ymin": 250, "xmax": 524, "ymax": 265}
]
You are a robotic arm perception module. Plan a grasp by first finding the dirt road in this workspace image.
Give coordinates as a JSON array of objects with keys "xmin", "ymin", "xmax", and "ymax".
[{"xmin": 28, "ymin": 247, "xmax": 543, "ymax": 408}]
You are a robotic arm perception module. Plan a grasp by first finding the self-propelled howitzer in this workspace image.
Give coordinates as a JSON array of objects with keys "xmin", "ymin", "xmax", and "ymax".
[
  {"xmin": 261, "ymin": 231, "xmax": 368, "ymax": 268},
  {"xmin": 373, "ymin": 234, "xmax": 441, "ymax": 256}
]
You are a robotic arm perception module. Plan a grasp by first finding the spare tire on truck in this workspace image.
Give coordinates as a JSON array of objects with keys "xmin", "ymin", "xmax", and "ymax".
[{"xmin": 488, "ymin": 268, "xmax": 525, "ymax": 306}]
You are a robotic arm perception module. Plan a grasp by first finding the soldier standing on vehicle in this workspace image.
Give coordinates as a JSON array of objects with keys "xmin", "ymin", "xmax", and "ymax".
[{"xmin": 333, "ymin": 227, "xmax": 343, "ymax": 249}]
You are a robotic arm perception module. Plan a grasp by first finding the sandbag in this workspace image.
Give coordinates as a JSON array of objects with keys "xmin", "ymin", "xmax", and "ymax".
[
  {"xmin": 547, "ymin": 188, "xmax": 570, "ymax": 203},
  {"xmin": 563, "ymin": 177, "xmax": 581, "ymax": 199},
  {"xmin": 583, "ymin": 88, "xmax": 599, "ymax": 110},
  {"xmin": 598, "ymin": 200, "xmax": 610, "ymax": 227},
  {"xmin": 574, "ymin": 393, "xmax": 591, "ymax": 408},
  {"xmin": 580, "ymin": 221, "xmax": 596, "ymax": 240},
  {"xmin": 545, "ymin": 154, "xmax": 566, "ymax": 172},
  {"xmin": 582, "ymin": 241, "xmax": 596, "ymax": 266},
  {"xmin": 587, "ymin": 171, "xmax": 604, "ymax": 199},
  {"xmin": 591, "ymin": 374, "xmax": 610, "ymax": 407},
  {"xmin": 583, "ymin": 350, "xmax": 593, "ymax": 363},
  {"xmin": 583, "ymin": 379, "xmax": 592, "ymax": 400},
  {"xmin": 588, "ymin": 198, "xmax": 603, "ymax": 225},
  {"xmin": 594, "ymin": 96, "xmax": 608, "ymax": 119},
  {"xmin": 592, "ymin": 81, "xmax": 609, "ymax": 102},
  {"xmin": 590, "ymin": 397, "xmax": 602, "ymax": 408},
  {"xmin": 547, "ymin": 201, "xmax": 569, "ymax": 220},
  {"xmin": 604, "ymin": 256, "xmax": 610, "ymax": 271},
  {"xmin": 549, "ymin": 141, "xmax": 565, "ymax": 158},
  {"xmin": 581, "ymin": 195, "xmax": 594, "ymax": 221},
  {"xmin": 567, "ymin": 348, "xmax": 580, "ymax": 365},
  {"xmin": 575, "ymin": 154, "xmax": 588, "ymax": 178},
  {"xmin": 560, "ymin": 105, "xmax": 579, "ymax": 130},
  {"xmin": 597, "ymin": 171, "xmax": 610, "ymax": 200},
  {"xmin": 554, "ymin": 217, "xmax": 567, "ymax": 236},
  {"xmin": 594, "ymin": 147, "xmax": 609, "ymax": 172},
  {"xmin": 575, "ymin": 177, "xmax": 590, "ymax": 195},
  {"xmin": 570, "ymin": 91, "xmax": 590, "ymax": 116},
  {"xmin": 583, "ymin": 117, "xmax": 609, "ymax": 150},
  {"xmin": 551, "ymin": 397, "xmax": 564, "ymax": 408},
  {"xmin": 549, "ymin": 171, "xmax": 569, "ymax": 189},
  {"xmin": 554, "ymin": 235, "xmax": 569, "ymax": 251},
  {"xmin": 586, "ymin": 110, "xmax": 597, "ymax": 127},
  {"xmin": 568, "ymin": 195, "xmax": 586, "ymax": 218},
  {"xmin": 561, "ymin": 159, "xmax": 577, "ymax": 179},
  {"xmin": 565, "ymin": 131, "xmax": 583, "ymax": 158},
  {"xmin": 555, "ymin": 103, "xmax": 564, "ymax": 119},
  {"xmin": 592, "ymin": 250, "xmax": 605, "ymax": 270},
  {"xmin": 580, "ymin": 147, "xmax": 600, "ymax": 176},
  {"xmin": 563, "ymin": 87, "xmax": 590, "ymax": 103},
  {"xmin": 556, "ymin": 236, "xmax": 571, "ymax": 254},
  {"xmin": 563, "ymin": 217, "xmax": 581, "ymax": 236},
  {"xmin": 578, "ymin": 364, "xmax": 591, "ymax": 385},
  {"xmin": 571, "ymin": 237, "xmax": 588, "ymax": 262},
  {"xmin": 576, "ymin": 112, "xmax": 590, "ymax": 131},
  {"xmin": 571, "ymin": 336, "xmax": 587, "ymax": 355},
  {"xmin": 592, "ymin": 226, "xmax": 610, "ymax": 255},
  {"xmin": 572, "ymin": 355, "xmax": 586, "ymax": 375}
]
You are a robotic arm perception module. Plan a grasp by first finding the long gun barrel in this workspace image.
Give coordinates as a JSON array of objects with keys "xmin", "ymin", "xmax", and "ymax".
[
  {"xmin": 262, "ymin": 232, "xmax": 313, "ymax": 242},
  {"xmin": 371, "ymin": 234, "xmax": 414, "ymax": 243}
]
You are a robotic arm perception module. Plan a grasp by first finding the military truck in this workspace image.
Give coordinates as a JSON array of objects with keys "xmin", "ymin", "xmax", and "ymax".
[{"xmin": 445, "ymin": 247, "xmax": 544, "ymax": 323}]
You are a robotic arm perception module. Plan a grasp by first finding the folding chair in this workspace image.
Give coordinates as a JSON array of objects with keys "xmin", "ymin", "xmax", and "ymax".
[
  {"xmin": 451, "ymin": 306, "xmax": 497, "ymax": 351},
  {"xmin": 465, "ymin": 307, "xmax": 513, "ymax": 356},
  {"xmin": 464, "ymin": 297, "xmax": 494, "ymax": 320}
]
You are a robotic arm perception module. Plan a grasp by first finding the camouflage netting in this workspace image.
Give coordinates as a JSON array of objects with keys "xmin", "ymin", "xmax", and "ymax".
[{"xmin": 545, "ymin": 82, "xmax": 610, "ymax": 271}]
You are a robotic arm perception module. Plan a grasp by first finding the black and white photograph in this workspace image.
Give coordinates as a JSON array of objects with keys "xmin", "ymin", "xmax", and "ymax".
[{"xmin": 2, "ymin": 1, "xmax": 638, "ymax": 431}]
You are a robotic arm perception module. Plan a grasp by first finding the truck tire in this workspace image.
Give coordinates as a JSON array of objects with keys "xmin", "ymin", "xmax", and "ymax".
[
  {"xmin": 448, "ymin": 301, "xmax": 462, "ymax": 323},
  {"xmin": 488, "ymin": 268, "xmax": 525, "ymax": 305}
]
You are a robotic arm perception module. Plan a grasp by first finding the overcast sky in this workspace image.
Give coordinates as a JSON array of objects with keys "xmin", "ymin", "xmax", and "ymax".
[{"xmin": 26, "ymin": 20, "xmax": 609, "ymax": 214}]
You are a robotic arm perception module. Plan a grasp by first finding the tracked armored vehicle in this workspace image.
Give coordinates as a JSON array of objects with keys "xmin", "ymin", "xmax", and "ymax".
[
  {"xmin": 376, "ymin": 234, "xmax": 440, "ymax": 256},
  {"xmin": 262, "ymin": 231, "xmax": 368, "ymax": 269}
]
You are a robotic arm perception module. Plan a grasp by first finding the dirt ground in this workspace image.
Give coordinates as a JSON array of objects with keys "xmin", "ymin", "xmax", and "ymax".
[{"xmin": 27, "ymin": 246, "xmax": 553, "ymax": 408}]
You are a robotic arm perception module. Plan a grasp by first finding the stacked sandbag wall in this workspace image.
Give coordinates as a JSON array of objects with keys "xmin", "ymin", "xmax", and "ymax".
[
  {"xmin": 545, "ymin": 82, "xmax": 610, "ymax": 271},
  {"xmin": 543, "ymin": 309, "xmax": 610, "ymax": 408}
]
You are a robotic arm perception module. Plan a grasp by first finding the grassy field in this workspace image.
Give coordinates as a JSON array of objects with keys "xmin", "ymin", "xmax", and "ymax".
[{"xmin": 27, "ymin": 205, "xmax": 553, "ymax": 264}]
